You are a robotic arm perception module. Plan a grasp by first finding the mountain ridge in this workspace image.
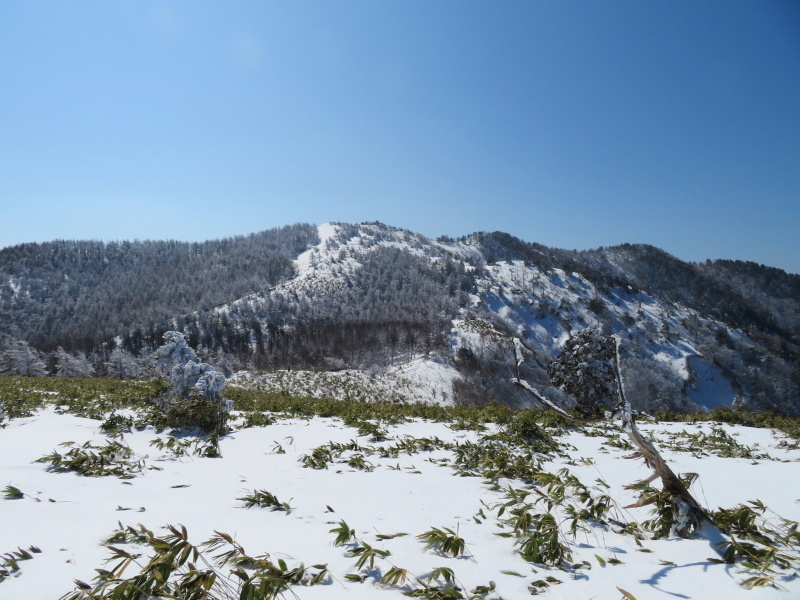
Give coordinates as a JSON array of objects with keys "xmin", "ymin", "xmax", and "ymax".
[{"xmin": 1, "ymin": 222, "xmax": 798, "ymax": 415}]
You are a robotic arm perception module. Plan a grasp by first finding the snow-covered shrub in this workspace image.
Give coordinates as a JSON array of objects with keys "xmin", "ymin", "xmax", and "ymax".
[
  {"xmin": 154, "ymin": 331, "xmax": 197, "ymax": 375},
  {"xmin": 154, "ymin": 331, "xmax": 231, "ymax": 433},
  {"xmin": 195, "ymin": 370, "xmax": 228, "ymax": 403}
]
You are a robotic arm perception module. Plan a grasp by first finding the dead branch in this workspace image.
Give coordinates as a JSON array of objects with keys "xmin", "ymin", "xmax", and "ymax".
[{"xmin": 610, "ymin": 335, "xmax": 711, "ymax": 535}]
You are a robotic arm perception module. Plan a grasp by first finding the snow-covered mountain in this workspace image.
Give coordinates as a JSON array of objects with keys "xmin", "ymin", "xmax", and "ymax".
[
  {"xmin": 2, "ymin": 222, "xmax": 799, "ymax": 415},
  {"xmin": 189, "ymin": 222, "xmax": 798, "ymax": 415}
]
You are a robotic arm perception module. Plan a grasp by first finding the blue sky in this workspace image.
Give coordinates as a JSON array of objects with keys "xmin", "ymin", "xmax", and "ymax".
[{"xmin": 1, "ymin": 1, "xmax": 799, "ymax": 272}]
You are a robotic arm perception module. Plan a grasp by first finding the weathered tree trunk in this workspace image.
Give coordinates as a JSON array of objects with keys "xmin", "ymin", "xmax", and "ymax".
[
  {"xmin": 610, "ymin": 336, "xmax": 710, "ymax": 536},
  {"xmin": 512, "ymin": 335, "xmax": 712, "ymax": 537}
]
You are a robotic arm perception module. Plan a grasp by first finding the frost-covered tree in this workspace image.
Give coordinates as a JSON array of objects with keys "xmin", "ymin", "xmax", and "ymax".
[
  {"xmin": 54, "ymin": 347, "xmax": 95, "ymax": 377},
  {"xmin": 104, "ymin": 347, "xmax": 141, "ymax": 379},
  {"xmin": 195, "ymin": 370, "xmax": 227, "ymax": 402},
  {"xmin": 0, "ymin": 340, "xmax": 47, "ymax": 376},
  {"xmin": 168, "ymin": 361, "xmax": 220, "ymax": 399},
  {"xmin": 154, "ymin": 331, "xmax": 231, "ymax": 433},
  {"xmin": 154, "ymin": 331, "xmax": 198, "ymax": 376}
]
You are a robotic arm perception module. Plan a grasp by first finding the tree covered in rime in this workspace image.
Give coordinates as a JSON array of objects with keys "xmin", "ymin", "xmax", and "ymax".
[
  {"xmin": 0, "ymin": 339, "xmax": 47, "ymax": 376},
  {"xmin": 194, "ymin": 370, "xmax": 227, "ymax": 402},
  {"xmin": 168, "ymin": 361, "xmax": 228, "ymax": 403},
  {"xmin": 154, "ymin": 331, "xmax": 198, "ymax": 378},
  {"xmin": 155, "ymin": 332, "xmax": 228, "ymax": 403},
  {"xmin": 154, "ymin": 331, "xmax": 231, "ymax": 432},
  {"xmin": 54, "ymin": 347, "xmax": 95, "ymax": 377},
  {"xmin": 547, "ymin": 329, "xmax": 617, "ymax": 417},
  {"xmin": 104, "ymin": 348, "xmax": 142, "ymax": 379}
]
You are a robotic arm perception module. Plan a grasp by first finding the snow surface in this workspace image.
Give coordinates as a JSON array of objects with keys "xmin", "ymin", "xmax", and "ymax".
[
  {"xmin": 687, "ymin": 356, "xmax": 738, "ymax": 411},
  {"xmin": 2, "ymin": 408, "xmax": 799, "ymax": 600},
  {"xmin": 294, "ymin": 223, "xmax": 338, "ymax": 276}
]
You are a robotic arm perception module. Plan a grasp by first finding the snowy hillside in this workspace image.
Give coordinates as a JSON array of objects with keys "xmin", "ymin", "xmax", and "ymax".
[
  {"xmin": 229, "ymin": 357, "xmax": 461, "ymax": 406},
  {"xmin": 199, "ymin": 222, "xmax": 788, "ymax": 414},
  {"xmin": 2, "ymin": 390, "xmax": 799, "ymax": 600}
]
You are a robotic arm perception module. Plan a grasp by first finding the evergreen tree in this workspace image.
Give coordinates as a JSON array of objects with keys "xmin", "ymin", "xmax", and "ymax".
[
  {"xmin": 54, "ymin": 346, "xmax": 95, "ymax": 377},
  {"xmin": 154, "ymin": 331, "xmax": 231, "ymax": 432},
  {"xmin": 104, "ymin": 347, "xmax": 141, "ymax": 379}
]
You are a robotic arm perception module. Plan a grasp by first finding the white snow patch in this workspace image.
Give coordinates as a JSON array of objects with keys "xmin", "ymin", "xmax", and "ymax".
[
  {"xmin": 687, "ymin": 356, "xmax": 738, "ymax": 410},
  {"xmin": 294, "ymin": 222, "xmax": 339, "ymax": 276},
  {"xmin": 386, "ymin": 357, "xmax": 461, "ymax": 405}
]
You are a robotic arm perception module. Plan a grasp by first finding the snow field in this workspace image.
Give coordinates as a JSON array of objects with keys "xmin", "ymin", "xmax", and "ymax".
[{"xmin": 1, "ymin": 408, "xmax": 799, "ymax": 600}]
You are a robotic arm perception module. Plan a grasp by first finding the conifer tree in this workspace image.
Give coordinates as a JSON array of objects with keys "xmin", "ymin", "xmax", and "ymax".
[
  {"xmin": 154, "ymin": 331, "xmax": 231, "ymax": 433},
  {"xmin": 104, "ymin": 347, "xmax": 141, "ymax": 379}
]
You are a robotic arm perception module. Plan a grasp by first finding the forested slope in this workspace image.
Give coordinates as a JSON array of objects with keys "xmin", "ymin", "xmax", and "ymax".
[{"xmin": 0, "ymin": 224, "xmax": 318, "ymax": 352}]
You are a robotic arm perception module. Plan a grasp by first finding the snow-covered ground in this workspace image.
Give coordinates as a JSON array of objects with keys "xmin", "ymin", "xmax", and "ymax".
[
  {"xmin": 2, "ymin": 406, "xmax": 799, "ymax": 600},
  {"xmin": 687, "ymin": 357, "xmax": 739, "ymax": 411}
]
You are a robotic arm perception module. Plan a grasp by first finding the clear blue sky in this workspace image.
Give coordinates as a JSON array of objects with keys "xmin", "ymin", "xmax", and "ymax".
[{"xmin": 2, "ymin": 1, "xmax": 799, "ymax": 272}]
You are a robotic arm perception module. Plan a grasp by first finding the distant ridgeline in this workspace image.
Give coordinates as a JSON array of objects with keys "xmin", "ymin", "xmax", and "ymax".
[{"xmin": 1, "ymin": 221, "xmax": 798, "ymax": 415}]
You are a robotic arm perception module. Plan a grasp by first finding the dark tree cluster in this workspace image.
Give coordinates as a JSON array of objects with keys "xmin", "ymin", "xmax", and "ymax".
[{"xmin": 547, "ymin": 329, "xmax": 617, "ymax": 417}]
